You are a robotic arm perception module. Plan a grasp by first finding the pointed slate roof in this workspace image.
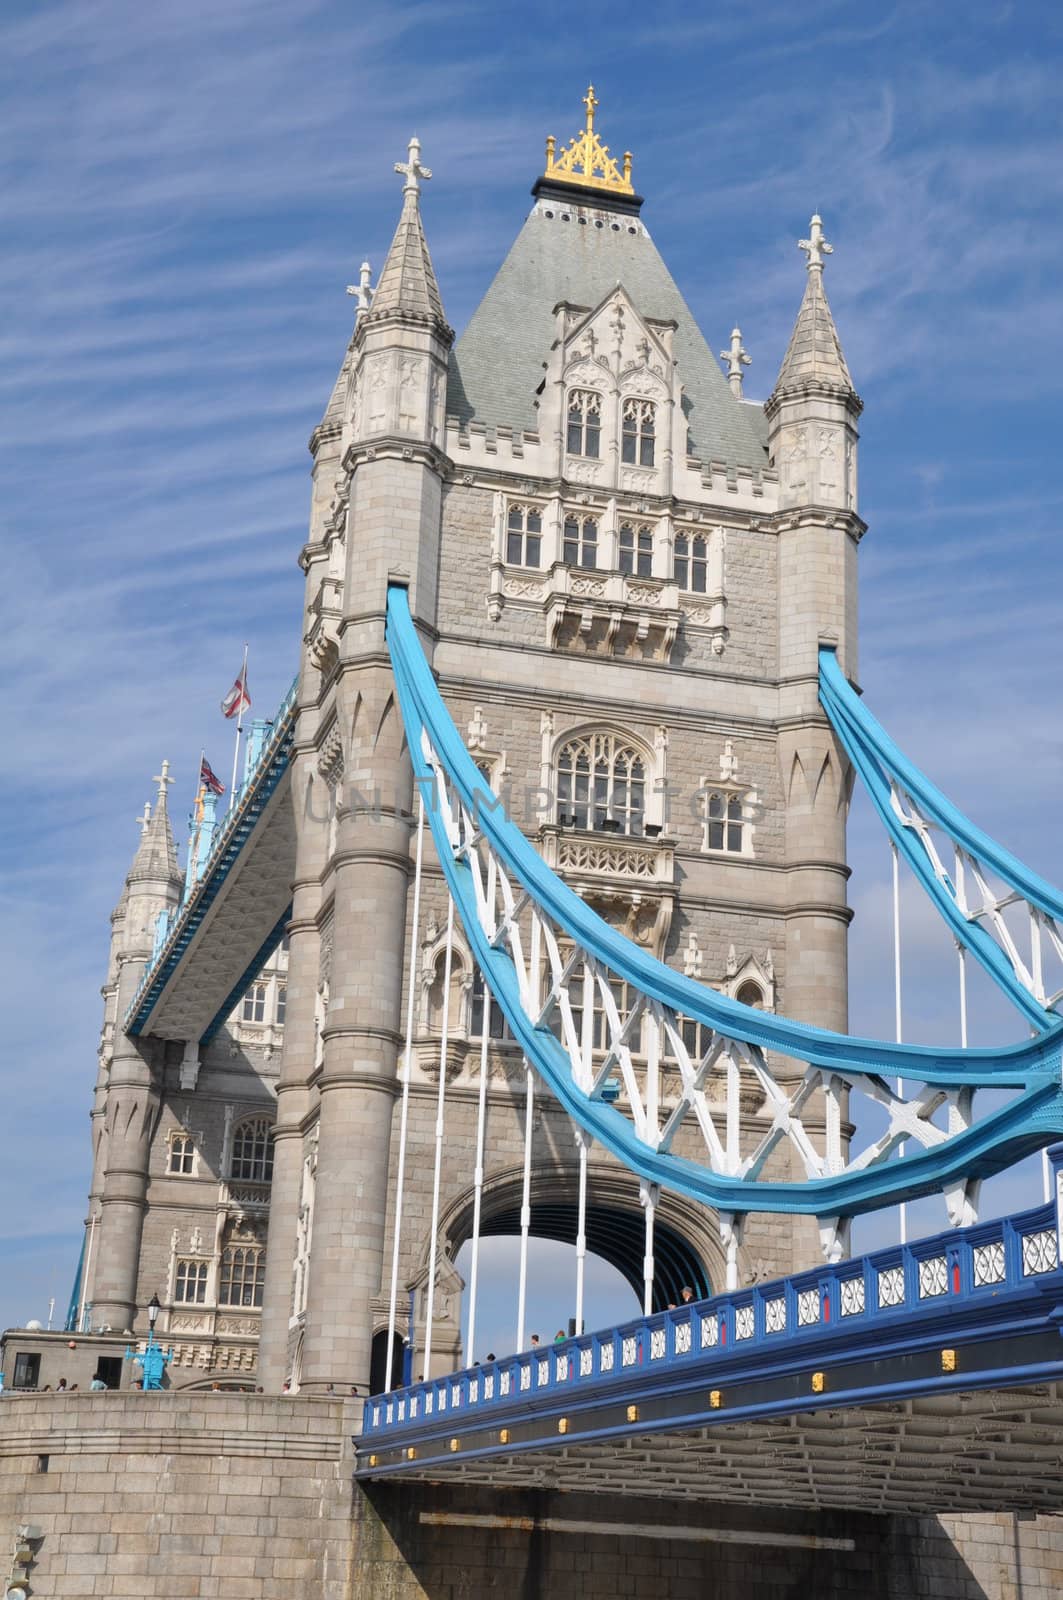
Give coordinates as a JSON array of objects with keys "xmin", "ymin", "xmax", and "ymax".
[
  {"xmin": 369, "ymin": 188, "xmax": 446, "ymax": 324},
  {"xmin": 772, "ymin": 267, "xmax": 854, "ymax": 396},
  {"xmin": 446, "ymin": 207, "xmax": 769, "ymax": 471},
  {"xmin": 128, "ymin": 772, "xmax": 181, "ymax": 889}
]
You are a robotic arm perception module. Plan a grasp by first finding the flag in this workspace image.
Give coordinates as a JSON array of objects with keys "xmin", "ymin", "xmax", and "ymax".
[
  {"xmin": 221, "ymin": 663, "xmax": 251, "ymax": 720},
  {"xmin": 200, "ymin": 757, "xmax": 225, "ymax": 797}
]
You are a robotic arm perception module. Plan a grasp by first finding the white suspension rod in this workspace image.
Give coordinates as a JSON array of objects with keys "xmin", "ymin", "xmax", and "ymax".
[
  {"xmin": 385, "ymin": 796, "xmax": 425, "ymax": 1392},
  {"xmin": 574, "ymin": 1130, "xmax": 588, "ymax": 1337},
  {"xmin": 516, "ymin": 1063, "xmax": 534, "ymax": 1353},
  {"xmin": 422, "ymin": 893, "xmax": 455, "ymax": 1379},
  {"xmin": 465, "ymin": 977, "xmax": 492, "ymax": 1366},
  {"xmin": 642, "ymin": 1183, "xmax": 657, "ymax": 1316},
  {"xmin": 892, "ymin": 841, "xmax": 907, "ymax": 1246}
]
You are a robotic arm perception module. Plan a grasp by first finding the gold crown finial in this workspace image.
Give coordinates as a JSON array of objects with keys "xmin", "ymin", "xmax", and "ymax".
[{"xmin": 543, "ymin": 86, "xmax": 634, "ymax": 198}]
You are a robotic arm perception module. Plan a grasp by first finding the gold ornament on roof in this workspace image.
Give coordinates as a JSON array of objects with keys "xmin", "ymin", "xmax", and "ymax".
[{"xmin": 544, "ymin": 85, "xmax": 634, "ymax": 197}]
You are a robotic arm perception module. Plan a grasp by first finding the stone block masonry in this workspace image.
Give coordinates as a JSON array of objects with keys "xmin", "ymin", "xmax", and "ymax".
[{"xmin": 2, "ymin": 1394, "xmax": 1063, "ymax": 1598}]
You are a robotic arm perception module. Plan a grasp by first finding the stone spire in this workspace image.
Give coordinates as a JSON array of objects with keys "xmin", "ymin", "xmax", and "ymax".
[
  {"xmin": 366, "ymin": 137, "xmax": 447, "ymax": 325},
  {"xmin": 127, "ymin": 761, "xmax": 181, "ymax": 887},
  {"xmin": 770, "ymin": 214, "xmax": 855, "ymax": 400}
]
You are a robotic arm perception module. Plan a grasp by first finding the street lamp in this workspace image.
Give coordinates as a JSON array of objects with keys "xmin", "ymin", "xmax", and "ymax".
[{"xmin": 124, "ymin": 1293, "xmax": 173, "ymax": 1391}]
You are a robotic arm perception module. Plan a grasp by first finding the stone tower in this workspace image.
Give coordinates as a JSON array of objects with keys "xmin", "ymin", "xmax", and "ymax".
[{"xmin": 75, "ymin": 92, "xmax": 862, "ymax": 1394}]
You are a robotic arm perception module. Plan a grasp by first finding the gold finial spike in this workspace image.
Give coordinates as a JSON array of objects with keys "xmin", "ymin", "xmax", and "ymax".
[{"xmin": 541, "ymin": 86, "xmax": 634, "ymax": 197}]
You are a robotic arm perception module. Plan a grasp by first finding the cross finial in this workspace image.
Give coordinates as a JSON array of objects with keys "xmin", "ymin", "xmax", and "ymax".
[
  {"xmin": 583, "ymin": 84, "xmax": 599, "ymax": 132},
  {"xmin": 798, "ymin": 213, "xmax": 833, "ymax": 272},
  {"xmin": 346, "ymin": 260, "xmax": 374, "ymax": 311},
  {"xmin": 136, "ymin": 802, "xmax": 152, "ymax": 835},
  {"xmin": 720, "ymin": 327, "xmax": 752, "ymax": 398},
  {"xmin": 152, "ymin": 760, "xmax": 173, "ymax": 806},
  {"xmin": 394, "ymin": 135, "xmax": 432, "ymax": 197}
]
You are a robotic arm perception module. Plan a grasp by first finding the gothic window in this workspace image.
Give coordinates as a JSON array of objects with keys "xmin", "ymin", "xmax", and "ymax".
[
  {"xmin": 174, "ymin": 1259, "xmax": 208, "ymax": 1305},
  {"xmin": 230, "ymin": 1117, "xmax": 275, "ymax": 1182},
  {"xmin": 567, "ymin": 390, "xmax": 601, "ymax": 457},
  {"xmin": 563, "ymin": 514, "xmax": 598, "ymax": 570},
  {"xmin": 704, "ymin": 792, "xmax": 747, "ymax": 854},
  {"xmin": 427, "ymin": 951, "xmax": 467, "ymax": 1035},
  {"xmin": 275, "ymin": 985, "xmax": 287, "ymax": 1025},
  {"xmin": 621, "ymin": 398, "xmax": 656, "ymax": 466},
  {"xmin": 241, "ymin": 983, "xmax": 267, "ymax": 1024},
  {"xmin": 506, "ymin": 504, "xmax": 543, "ymax": 568},
  {"xmin": 470, "ymin": 968, "xmax": 509, "ymax": 1040},
  {"xmin": 556, "ymin": 732, "xmax": 646, "ymax": 835},
  {"xmin": 673, "ymin": 532, "xmax": 709, "ymax": 593},
  {"xmin": 168, "ymin": 1133, "xmax": 195, "ymax": 1176},
  {"xmin": 618, "ymin": 522, "xmax": 653, "ymax": 578},
  {"xmin": 735, "ymin": 980, "xmax": 764, "ymax": 1008},
  {"xmin": 219, "ymin": 1243, "xmax": 265, "ymax": 1308}
]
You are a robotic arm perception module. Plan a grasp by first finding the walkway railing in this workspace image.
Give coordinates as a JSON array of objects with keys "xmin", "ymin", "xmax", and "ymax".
[
  {"xmin": 124, "ymin": 674, "xmax": 298, "ymax": 1036},
  {"xmin": 362, "ymin": 1172, "xmax": 1063, "ymax": 1447}
]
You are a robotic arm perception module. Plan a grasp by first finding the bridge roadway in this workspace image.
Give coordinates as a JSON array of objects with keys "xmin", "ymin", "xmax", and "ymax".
[
  {"xmin": 125, "ymin": 680, "xmax": 298, "ymax": 1045},
  {"xmin": 357, "ymin": 1184, "xmax": 1063, "ymax": 1517}
]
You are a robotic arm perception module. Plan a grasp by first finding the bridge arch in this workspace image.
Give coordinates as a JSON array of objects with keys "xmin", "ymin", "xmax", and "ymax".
[{"xmin": 435, "ymin": 1163, "xmax": 725, "ymax": 1314}]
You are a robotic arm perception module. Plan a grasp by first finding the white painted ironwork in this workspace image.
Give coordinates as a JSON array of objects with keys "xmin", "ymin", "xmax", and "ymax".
[
  {"xmin": 600, "ymin": 1341, "xmax": 614, "ymax": 1371},
  {"xmin": 414, "ymin": 723, "xmax": 1011, "ymax": 1263},
  {"xmin": 797, "ymin": 1288, "xmax": 821, "ymax": 1326},
  {"xmin": 422, "ymin": 894, "xmax": 456, "ymax": 1378},
  {"xmin": 972, "ymin": 1241, "xmax": 1006, "ymax": 1286},
  {"xmin": 579, "ymin": 1347, "xmax": 593, "ymax": 1376},
  {"xmin": 700, "ymin": 1313, "xmax": 719, "ymax": 1347},
  {"xmin": 877, "ymin": 1265, "xmax": 905, "ymax": 1308},
  {"xmin": 917, "ymin": 1256, "xmax": 948, "ymax": 1299},
  {"xmin": 764, "ymin": 1295, "xmax": 786, "ymax": 1333},
  {"xmin": 385, "ymin": 796, "xmax": 425, "ymax": 1389},
  {"xmin": 674, "ymin": 1321, "xmax": 692, "ymax": 1353},
  {"xmin": 650, "ymin": 1327, "xmax": 666, "ymax": 1359},
  {"xmin": 890, "ymin": 782, "xmax": 1063, "ymax": 1016},
  {"xmin": 735, "ymin": 1304, "xmax": 755, "ymax": 1340},
  {"xmin": 622, "ymin": 1335, "xmax": 638, "ymax": 1367},
  {"xmin": 500, "ymin": 1369, "xmax": 511, "ymax": 1396},
  {"xmin": 839, "ymin": 1276, "xmax": 865, "ymax": 1316},
  {"xmin": 1021, "ymin": 1229, "xmax": 1057, "ymax": 1276}
]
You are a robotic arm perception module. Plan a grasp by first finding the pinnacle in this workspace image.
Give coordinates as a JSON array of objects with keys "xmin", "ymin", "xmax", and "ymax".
[
  {"xmin": 127, "ymin": 768, "xmax": 181, "ymax": 888},
  {"xmin": 771, "ymin": 263, "xmax": 854, "ymax": 399},
  {"xmin": 368, "ymin": 188, "xmax": 446, "ymax": 324}
]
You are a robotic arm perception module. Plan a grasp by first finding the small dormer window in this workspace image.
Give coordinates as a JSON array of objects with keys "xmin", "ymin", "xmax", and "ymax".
[
  {"xmin": 563, "ymin": 514, "xmax": 598, "ymax": 571},
  {"xmin": 567, "ymin": 390, "xmax": 601, "ymax": 458},
  {"xmin": 506, "ymin": 504, "xmax": 543, "ymax": 568},
  {"xmin": 622, "ymin": 398, "xmax": 655, "ymax": 467},
  {"xmin": 619, "ymin": 523, "xmax": 653, "ymax": 578}
]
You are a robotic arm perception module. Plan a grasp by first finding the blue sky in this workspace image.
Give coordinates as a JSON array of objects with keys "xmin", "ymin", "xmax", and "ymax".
[{"xmin": 2, "ymin": 0, "xmax": 1062, "ymax": 1341}]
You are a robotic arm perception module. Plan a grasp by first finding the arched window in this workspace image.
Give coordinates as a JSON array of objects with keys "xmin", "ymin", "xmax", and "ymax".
[
  {"xmin": 735, "ymin": 980, "xmax": 764, "ymax": 1008},
  {"xmin": 618, "ymin": 523, "xmax": 653, "ymax": 578},
  {"xmin": 705, "ymin": 792, "xmax": 746, "ymax": 854},
  {"xmin": 220, "ymin": 1243, "xmax": 265, "ymax": 1307},
  {"xmin": 556, "ymin": 732, "xmax": 646, "ymax": 835},
  {"xmin": 673, "ymin": 532, "xmax": 708, "ymax": 593},
  {"xmin": 622, "ymin": 398, "xmax": 655, "ymax": 466},
  {"xmin": 562, "ymin": 514, "xmax": 598, "ymax": 571},
  {"xmin": 426, "ymin": 951, "xmax": 466, "ymax": 1034},
  {"xmin": 230, "ymin": 1117, "xmax": 274, "ymax": 1182},
  {"xmin": 506, "ymin": 503, "xmax": 542, "ymax": 568},
  {"xmin": 567, "ymin": 390, "xmax": 601, "ymax": 457}
]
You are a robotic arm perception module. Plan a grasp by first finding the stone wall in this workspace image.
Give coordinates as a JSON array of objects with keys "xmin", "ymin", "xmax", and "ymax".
[{"xmin": 3, "ymin": 1394, "xmax": 1063, "ymax": 1599}]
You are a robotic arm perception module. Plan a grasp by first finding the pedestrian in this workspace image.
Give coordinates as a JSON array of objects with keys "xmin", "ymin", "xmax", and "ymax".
[
  {"xmin": 485, "ymin": 1352, "xmax": 495, "ymax": 1363},
  {"xmin": 680, "ymin": 1286, "xmax": 695, "ymax": 1304},
  {"xmin": 90, "ymin": 1373, "xmax": 107, "ymax": 1391},
  {"xmin": 282, "ymin": 1378, "xmax": 291, "ymax": 1393},
  {"xmin": 56, "ymin": 1377, "xmax": 68, "ymax": 1392},
  {"xmin": 529, "ymin": 1333, "xmax": 540, "ymax": 1347},
  {"xmin": 553, "ymin": 1329, "xmax": 566, "ymax": 1343},
  {"xmin": 132, "ymin": 1379, "xmax": 143, "ymax": 1391}
]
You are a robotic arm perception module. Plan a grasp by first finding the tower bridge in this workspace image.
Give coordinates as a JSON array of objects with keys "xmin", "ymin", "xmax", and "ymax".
[{"xmin": 4, "ymin": 88, "xmax": 1063, "ymax": 1599}]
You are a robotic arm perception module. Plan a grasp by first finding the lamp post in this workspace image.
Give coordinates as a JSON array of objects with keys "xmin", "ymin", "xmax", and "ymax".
[{"xmin": 124, "ymin": 1294, "xmax": 173, "ymax": 1391}]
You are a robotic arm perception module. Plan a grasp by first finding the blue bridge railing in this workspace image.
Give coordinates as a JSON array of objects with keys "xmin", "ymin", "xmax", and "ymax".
[{"xmin": 361, "ymin": 1168, "xmax": 1063, "ymax": 1459}]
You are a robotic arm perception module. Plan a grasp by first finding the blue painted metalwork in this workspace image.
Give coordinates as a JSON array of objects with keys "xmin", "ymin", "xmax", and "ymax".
[
  {"xmin": 820, "ymin": 647, "xmax": 1063, "ymax": 1030},
  {"xmin": 63, "ymin": 1232, "xmax": 86, "ymax": 1333},
  {"xmin": 358, "ymin": 1159, "xmax": 1063, "ymax": 1472},
  {"xmin": 124, "ymin": 1330, "xmax": 173, "ymax": 1390},
  {"xmin": 125, "ymin": 676, "xmax": 297, "ymax": 1038},
  {"xmin": 385, "ymin": 584, "xmax": 1063, "ymax": 1220}
]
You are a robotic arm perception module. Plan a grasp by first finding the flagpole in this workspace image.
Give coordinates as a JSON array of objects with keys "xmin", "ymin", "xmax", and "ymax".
[{"xmin": 229, "ymin": 644, "xmax": 248, "ymax": 812}]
